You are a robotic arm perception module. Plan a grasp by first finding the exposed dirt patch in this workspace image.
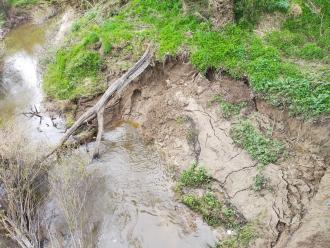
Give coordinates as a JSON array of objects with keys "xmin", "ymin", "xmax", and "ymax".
[
  {"xmin": 208, "ymin": 0, "xmax": 234, "ymax": 28},
  {"xmin": 255, "ymin": 12, "xmax": 285, "ymax": 37},
  {"xmin": 67, "ymin": 58, "xmax": 329, "ymax": 247}
]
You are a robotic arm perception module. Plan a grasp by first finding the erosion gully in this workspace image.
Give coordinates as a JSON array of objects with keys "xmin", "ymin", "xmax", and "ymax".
[{"xmin": 0, "ymin": 15, "xmax": 218, "ymax": 248}]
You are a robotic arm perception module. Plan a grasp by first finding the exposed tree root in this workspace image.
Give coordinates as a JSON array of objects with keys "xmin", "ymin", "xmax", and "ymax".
[{"xmin": 48, "ymin": 46, "xmax": 152, "ymax": 159}]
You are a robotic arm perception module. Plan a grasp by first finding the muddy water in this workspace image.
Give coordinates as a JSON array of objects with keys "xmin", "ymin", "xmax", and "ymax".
[
  {"xmin": 86, "ymin": 124, "xmax": 217, "ymax": 248},
  {"xmin": 0, "ymin": 22, "xmax": 64, "ymax": 144}
]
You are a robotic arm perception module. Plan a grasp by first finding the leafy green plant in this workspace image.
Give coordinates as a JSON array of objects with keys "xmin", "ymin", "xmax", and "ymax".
[
  {"xmin": 230, "ymin": 120, "xmax": 284, "ymax": 165},
  {"xmin": 253, "ymin": 172, "xmax": 266, "ymax": 192},
  {"xmin": 182, "ymin": 192, "xmax": 240, "ymax": 228},
  {"xmin": 179, "ymin": 164, "xmax": 211, "ymax": 187},
  {"xmin": 299, "ymin": 43, "xmax": 325, "ymax": 60}
]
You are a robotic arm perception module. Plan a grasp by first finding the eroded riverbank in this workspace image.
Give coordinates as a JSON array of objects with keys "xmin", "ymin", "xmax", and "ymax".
[{"xmin": 0, "ymin": 2, "xmax": 329, "ymax": 248}]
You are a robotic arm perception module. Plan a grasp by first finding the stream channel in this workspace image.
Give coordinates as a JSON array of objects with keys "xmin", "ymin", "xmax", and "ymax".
[{"xmin": 0, "ymin": 15, "xmax": 218, "ymax": 248}]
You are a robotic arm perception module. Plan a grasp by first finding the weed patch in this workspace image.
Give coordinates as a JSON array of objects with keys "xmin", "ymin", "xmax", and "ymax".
[
  {"xmin": 177, "ymin": 164, "xmax": 255, "ymax": 246},
  {"xmin": 212, "ymin": 95, "xmax": 247, "ymax": 118},
  {"xmin": 215, "ymin": 224, "xmax": 257, "ymax": 248},
  {"xmin": 182, "ymin": 192, "xmax": 240, "ymax": 228},
  {"xmin": 253, "ymin": 171, "xmax": 267, "ymax": 192},
  {"xmin": 179, "ymin": 164, "xmax": 211, "ymax": 187},
  {"xmin": 230, "ymin": 120, "xmax": 284, "ymax": 165}
]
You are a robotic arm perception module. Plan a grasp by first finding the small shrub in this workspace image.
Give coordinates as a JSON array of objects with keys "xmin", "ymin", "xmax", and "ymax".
[
  {"xmin": 0, "ymin": 13, "xmax": 5, "ymax": 28},
  {"xmin": 230, "ymin": 120, "xmax": 284, "ymax": 165},
  {"xmin": 49, "ymin": 153, "xmax": 93, "ymax": 247},
  {"xmin": 0, "ymin": 124, "xmax": 48, "ymax": 247}
]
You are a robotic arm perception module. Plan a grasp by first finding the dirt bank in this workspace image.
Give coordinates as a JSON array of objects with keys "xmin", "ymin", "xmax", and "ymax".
[{"xmin": 71, "ymin": 58, "xmax": 330, "ymax": 247}]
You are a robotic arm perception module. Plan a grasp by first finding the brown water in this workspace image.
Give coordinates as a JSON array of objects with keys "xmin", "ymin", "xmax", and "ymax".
[
  {"xmin": 84, "ymin": 124, "xmax": 218, "ymax": 248},
  {"xmin": 0, "ymin": 22, "xmax": 64, "ymax": 144},
  {"xmin": 0, "ymin": 17, "xmax": 218, "ymax": 248}
]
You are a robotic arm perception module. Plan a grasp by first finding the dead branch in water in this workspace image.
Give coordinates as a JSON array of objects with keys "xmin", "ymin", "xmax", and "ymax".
[{"xmin": 49, "ymin": 46, "xmax": 152, "ymax": 160}]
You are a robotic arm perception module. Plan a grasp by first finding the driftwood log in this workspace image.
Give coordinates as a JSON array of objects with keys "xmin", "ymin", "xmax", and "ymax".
[{"xmin": 49, "ymin": 46, "xmax": 152, "ymax": 159}]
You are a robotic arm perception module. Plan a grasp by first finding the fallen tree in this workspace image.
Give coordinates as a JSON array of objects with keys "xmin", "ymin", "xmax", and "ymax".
[{"xmin": 50, "ymin": 46, "xmax": 152, "ymax": 159}]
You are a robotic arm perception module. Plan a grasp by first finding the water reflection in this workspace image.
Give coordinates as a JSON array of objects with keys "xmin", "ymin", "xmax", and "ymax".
[{"xmin": 0, "ymin": 22, "xmax": 64, "ymax": 144}]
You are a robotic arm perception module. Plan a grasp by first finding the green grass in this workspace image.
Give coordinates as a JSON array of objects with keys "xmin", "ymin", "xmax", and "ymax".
[
  {"xmin": 264, "ymin": 1, "xmax": 330, "ymax": 62},
  {"xmin": 8, "ymin": 0, "xmax": 38, "ymax": 7},
  {"xmin": 212, "ymin": 95, "xmax": 247, "ymax": 119},
  {"xmin": 215, "ymin": 224, "xmax": 256, "ymax": 248},
  {"xmin": 178, "ymin": 165, "xmax": 239, "ymax": 228},
  {"xmin": 44, "ymin": 0, "xmax": 330, "ymax": 117},
  {"xmin": 43, "ymin": 46, "xmax": 104, "ymax": 100},
  {"xmin": 230, "ymin": 120, "xmax": 284, "ymax": 165},
  {"xmin": 234, "ymin": 0, "xmax": 290, "ymax": 27},
  {"xmin": 253, "ymin": 171, "xmax": 267, "ymax": 192},
  {"xmin": 179, "ymin": 164, "xmax": 211, "ymax": 187},
  {"xmin": 182, "ymin": 192, "xmax": 240, "ymax": 228},
  {"xmin": 177, "ymin": 164, "xmax": 256, "ymax": 247}
]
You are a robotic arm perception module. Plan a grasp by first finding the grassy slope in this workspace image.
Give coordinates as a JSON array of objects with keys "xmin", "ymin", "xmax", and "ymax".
[{"xmin": 43, "ymin": 0, "xmax": 329, "ymax": 117}]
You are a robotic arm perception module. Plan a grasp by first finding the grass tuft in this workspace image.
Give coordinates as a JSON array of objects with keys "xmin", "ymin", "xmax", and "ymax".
[
  {"xmin": 215, "ymin": 224, "xmax": 256, "ymax": 248},
  {"xmin": 212, "ymin": 95, "xmax": 247, "ymax": 119},
  {"xmin": 230, "ymin": 120, "xmax": 284, "ymax": 165},
  {"xmin": 182, "ymin": 192, "xmax": 240, "ymax": 228},
  {"xmin": 253, "ymin": 171, "xmax": 267, "ymax": 192},
  {"xmin": 179, "ymin": 164, "xmax": 211, "ymax": 187}
]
